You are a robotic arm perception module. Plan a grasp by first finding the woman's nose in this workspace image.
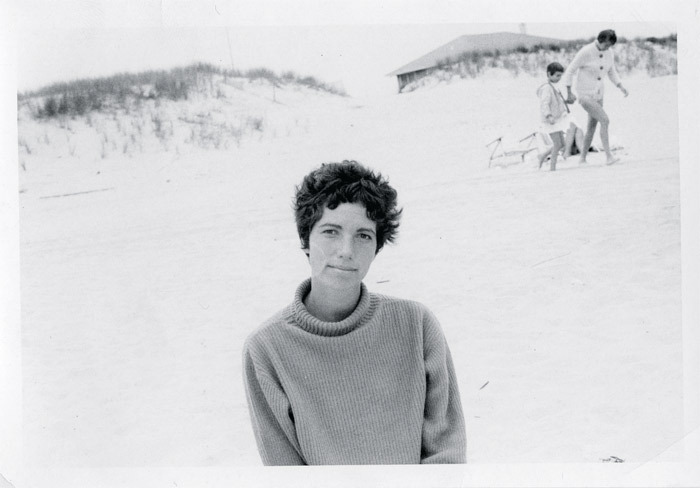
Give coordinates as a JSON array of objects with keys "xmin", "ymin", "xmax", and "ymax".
[{"xmin": 336, "ymin": 235, "xmax": 354, "ymax": 258}]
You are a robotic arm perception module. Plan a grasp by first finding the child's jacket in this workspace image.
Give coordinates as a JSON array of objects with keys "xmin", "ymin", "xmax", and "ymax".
[{"xmin": 537, "ymin": 82, "xmax": 569, "ymax": 124}]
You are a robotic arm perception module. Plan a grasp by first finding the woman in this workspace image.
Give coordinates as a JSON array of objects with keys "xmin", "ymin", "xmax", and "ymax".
[
  {"xmin": 243, "ymin": 160, "xmax": 466, "ymax": 465},
  {"xmin": 563, "ymin": 29, "xmax": 629, "ymax": 165}
]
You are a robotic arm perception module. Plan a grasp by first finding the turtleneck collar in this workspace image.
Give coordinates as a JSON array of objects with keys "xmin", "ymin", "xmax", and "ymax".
[{"xmin": 292, "ymin": 278, "xmax": 377, "ymax": 337}]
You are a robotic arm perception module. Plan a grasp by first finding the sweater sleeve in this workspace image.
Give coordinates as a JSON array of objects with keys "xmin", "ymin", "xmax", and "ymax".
[
  {"xmin": 243, "ymin": 340, "xmax": 306, "ymax": 466},
  {"xmin": 538, "ymin": 85, "xmax": 553, "ymax": 120},
  {"xmin": 562, "ymin": 45, "xmax": 587, "ymax": 87},
  {"xmin": 420, "ymin": 310, "xmax": 467, "ymax": 464},
  {"xmin": 607, "ymin": 53, "xmax": 621, "ymax": 86}
]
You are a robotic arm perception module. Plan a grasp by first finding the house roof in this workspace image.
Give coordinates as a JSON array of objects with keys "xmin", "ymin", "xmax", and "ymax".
[{"xmin": 387, "ymin": 31, "xmax": 565, "ymax": 76}]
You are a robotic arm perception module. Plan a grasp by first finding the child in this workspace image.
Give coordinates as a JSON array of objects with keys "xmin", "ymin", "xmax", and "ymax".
[
  {"xmin": 537, "ymin": 62, "xmax": 570, "ymax": 171},
  {"xmin": 243, "ymin": 160, "xmax": 467, "ymax": 465}
]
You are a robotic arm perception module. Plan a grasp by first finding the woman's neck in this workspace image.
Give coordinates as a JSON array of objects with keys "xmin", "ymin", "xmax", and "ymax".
[{"xmin": 304, "ymin": 281, "xmax": 362, "ymax": 322}]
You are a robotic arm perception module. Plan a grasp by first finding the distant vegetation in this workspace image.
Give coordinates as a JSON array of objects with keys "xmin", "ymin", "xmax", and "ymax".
[
  {"xmin": 15, "ymin": 37, "xmax": 676, "ymax": 162},
  {"xmin": 407, "ymin": 34, "xmax": 677, "ymax": 92},
  {"xmin": 18, "ymin": 62, "xmax": 346, "ymax": 120},
  {"xmin": 16, "ymin": 63, "xmax": 347, "ymax": 161}
]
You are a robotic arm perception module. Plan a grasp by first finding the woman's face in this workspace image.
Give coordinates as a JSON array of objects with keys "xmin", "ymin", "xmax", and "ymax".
[
  {"xmin": 599, "ymin": 40, "xmax": 613, "ymax": 51},
  {"xmin": 305, "ymin": 202, "xmax": 377, "ymax": 294}
]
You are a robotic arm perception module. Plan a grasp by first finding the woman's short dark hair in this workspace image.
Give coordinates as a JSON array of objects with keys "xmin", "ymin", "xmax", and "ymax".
[
  {"xmin": 598, "ymin": 29, "xmax": 617, "ymax": 45},
  {"xmin": 294, "ymin": 160, "xmax": 402, "ymax": 254},
  {"xmin": 546, "ymin": 62, "xmax": 565, "ymax": 75}
]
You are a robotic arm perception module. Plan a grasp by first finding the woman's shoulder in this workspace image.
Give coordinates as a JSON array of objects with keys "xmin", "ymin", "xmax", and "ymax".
[
  {"xmin": 372, "ymin": 292, "xmax": 436, "ymax": 318},
  {"xmin": 371, "ymin": 293, "xmax": 448, "ymax": 343},
  {"xmin": 573, "ymin": 41, "xmax": 596, "ymax": 58}
]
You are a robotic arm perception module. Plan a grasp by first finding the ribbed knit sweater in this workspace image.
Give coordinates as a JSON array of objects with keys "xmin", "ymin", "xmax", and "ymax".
[{"xmin": 243, "ymin": 279, "xmax": 467, "ymax": 465}]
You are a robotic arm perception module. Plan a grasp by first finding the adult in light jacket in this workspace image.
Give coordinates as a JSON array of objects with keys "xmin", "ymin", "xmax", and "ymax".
[{"xmin": 563, "ymin": 29, "xmax": 629, "ymax": 165}]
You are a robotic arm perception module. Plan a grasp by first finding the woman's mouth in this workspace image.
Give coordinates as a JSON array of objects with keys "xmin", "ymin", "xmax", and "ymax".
[{"xmin": 330, "ymin": 265, "xmax": 357, "ymax": 272}]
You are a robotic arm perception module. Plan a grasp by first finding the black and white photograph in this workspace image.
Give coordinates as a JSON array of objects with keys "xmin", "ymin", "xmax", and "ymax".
[{"xmin": 1, "ymin": 1, "xmax": 699, "ymax": 487}]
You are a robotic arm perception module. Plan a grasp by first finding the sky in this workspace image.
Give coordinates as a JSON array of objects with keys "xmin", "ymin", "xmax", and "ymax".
[{"xmin": 12, "ymin": 2, "xmax": 680, "ymax": 98}]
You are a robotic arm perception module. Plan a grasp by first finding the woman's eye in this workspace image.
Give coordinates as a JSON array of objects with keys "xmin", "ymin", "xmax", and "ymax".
[
  {"xmin": 359, "ymin": 233, "xmax": 373, "ymax": 241},
  {"xmin": 322, "ymin": 229, "xmax": 338, "ymax": 235}
]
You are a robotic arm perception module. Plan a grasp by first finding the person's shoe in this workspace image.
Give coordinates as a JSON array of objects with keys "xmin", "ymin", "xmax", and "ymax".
[
  {"xmin": 606, "ymin": 157, "xmax": 620, "ymax": 166},
  {"xmin": 578, "ymin": 158, "xmax": 587, "ymax": 165}
]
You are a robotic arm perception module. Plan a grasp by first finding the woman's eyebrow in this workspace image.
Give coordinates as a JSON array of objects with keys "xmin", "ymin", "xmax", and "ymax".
[{"xmin": 318, "ymin": 223, "xmax": 376, "ymax": 235}]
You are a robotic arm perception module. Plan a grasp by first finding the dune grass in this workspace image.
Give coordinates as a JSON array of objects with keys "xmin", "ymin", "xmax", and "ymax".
[
  {"xmin": 18, "ymin": 63, "xmax": 346, "ymax": 120},
  {"xmin": 426, "ymin": 35, "xmax": 677, "ymax": 88}
]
